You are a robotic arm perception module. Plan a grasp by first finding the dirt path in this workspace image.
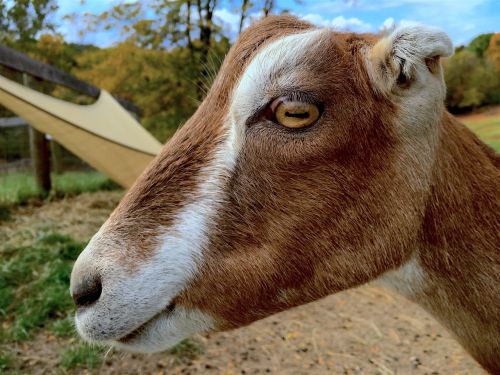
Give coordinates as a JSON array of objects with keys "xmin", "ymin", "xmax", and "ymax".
[{"xmin": 1, "ymin": 192, "xmax": 484, "ymax": 374}]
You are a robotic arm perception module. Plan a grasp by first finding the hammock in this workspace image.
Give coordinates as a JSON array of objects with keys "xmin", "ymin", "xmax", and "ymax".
[{"xmin": 0, "ymin": 74, "xmax": 162, "ymax": 187}]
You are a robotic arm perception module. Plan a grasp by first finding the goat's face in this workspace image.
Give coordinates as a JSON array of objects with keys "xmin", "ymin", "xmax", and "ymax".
[{"xmin": 71, "ymin": 16, "xmax": 452, "ymax": 352}]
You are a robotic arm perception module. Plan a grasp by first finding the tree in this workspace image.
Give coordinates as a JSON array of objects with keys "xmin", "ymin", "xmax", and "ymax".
[
  {"xmin": 467, "ymin": 33, "xmax": 493, "ymax": 58},
  {"xmin": 486, "ymin": 33, "xmax": 500, "ymax": 69},
  {"xmin": 262, "ymin": 0, "xmax": 275, "ymax": 16},
  {"xmin": 239, "ymin": 0, "xmax": 252, "ymax": 33},
  {"xmin": 0, "ymin": 0, "xmax": 58, "ymax": 50},
  {"xmin": 444, "ymin": 49, "xmax": 500, "ymax": 111},
  {"xmin": 0, "ymin": 0, "xmax": 59, "ymax": 196},
  {"xmin": 81, "ymin": 1, "xmax": 226, "ymax": 99}
]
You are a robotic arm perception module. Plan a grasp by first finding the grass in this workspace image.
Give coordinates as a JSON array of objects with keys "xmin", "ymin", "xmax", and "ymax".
[
  {"xmin": 168, "ymin": 338, "xmax": 205, "ymax": 364},
  {"xmin": 0, "ymin": 171, "xmax": 120, "ymax": 206},
  {"xmin": 0, "ymin": 232, "xmax": 84, "ymax": 372},
  {"xmin": 461, "ymin": 113, "xmax": 500, "ymax": 152},
  {"xmin": 0, "ymin": 232, "xmax": 85, "ymax": 342},
  {"xmin": 59, "ymin": 343, "xmax": 105, "ymax": 369}
]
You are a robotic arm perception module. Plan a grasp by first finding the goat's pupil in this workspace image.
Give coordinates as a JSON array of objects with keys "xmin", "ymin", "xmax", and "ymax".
[{"xmin": 285, "ymin": 111, "xmax": 309, "ymax": 119}]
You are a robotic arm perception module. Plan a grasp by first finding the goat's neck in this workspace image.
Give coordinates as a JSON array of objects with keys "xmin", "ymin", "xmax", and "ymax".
[{"xmin": 383, "ymin": 113, "xmax": 500, "ymax": 373}]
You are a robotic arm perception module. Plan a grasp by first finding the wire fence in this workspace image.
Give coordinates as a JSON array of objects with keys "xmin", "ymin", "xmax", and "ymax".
[{"xmin": 0, "ymin": 118, "xmax": 93, "ymax": 176}]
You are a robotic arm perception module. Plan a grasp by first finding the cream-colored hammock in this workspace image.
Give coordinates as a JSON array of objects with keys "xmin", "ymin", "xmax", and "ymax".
[{"xmin": 0, "ymin": 75, "xmax": 162, "ymax": 188}]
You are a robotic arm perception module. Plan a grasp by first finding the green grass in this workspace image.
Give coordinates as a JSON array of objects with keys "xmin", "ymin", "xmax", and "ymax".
[
  {"xmin": 0, "ymin": 232, "xmax": 88, "ymax": 372},
  {"xmin": 59, "ymin": 343, "xmax": 104, "ymax": 369},
  {"xmin": 0, "ymin": 352, "xmax": 13, "ymax": 372},
  {"xmin": 0, "ymin": 171, "xmax": 120, "ymax": 206},
  {"xmin": 49, "ymin": 314, "xmax": 76, "ymax": 338},
  {"xmin": 168, "ymin": 338, "xmax": 205, "ymax": 363},
  {"xmin": 462, "ymin": 114, "xmax": 500, "ymax": 152},
  {"xmin": 0, "ymin": 232, "xmax": 85, "ymax": 342}
]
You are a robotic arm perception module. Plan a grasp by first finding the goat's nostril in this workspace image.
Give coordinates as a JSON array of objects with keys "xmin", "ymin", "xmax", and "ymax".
[{"xmin": 72, "ymin": 275, "xmax": 102, "ymax": 307}]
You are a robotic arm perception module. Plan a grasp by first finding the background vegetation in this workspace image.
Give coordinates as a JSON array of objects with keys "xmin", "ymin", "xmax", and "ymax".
[
  {"xmin": 445, "ymin": 33, "xmax": 500, "ymax": 112},
  {"xmin": 0, "ymin": 0, "xmax": 498, "ymax": 211}
]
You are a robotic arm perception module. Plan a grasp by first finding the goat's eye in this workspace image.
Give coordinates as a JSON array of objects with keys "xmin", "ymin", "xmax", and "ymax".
[{"xmin": 271, "ymin": 98, "xmax": 320, "ymax": 129}]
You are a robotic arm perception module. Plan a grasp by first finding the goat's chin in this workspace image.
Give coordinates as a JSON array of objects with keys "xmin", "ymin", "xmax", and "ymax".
[{"xmin": 110, "ymin": 306, "xmax": 215, "ymax": 353}]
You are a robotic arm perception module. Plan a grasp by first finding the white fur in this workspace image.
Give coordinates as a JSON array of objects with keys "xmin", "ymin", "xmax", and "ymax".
[
  {"xmin": 388, "ymin": 24, "xmax": 453, "ymax": 77},
  {"xmin": 114, "ymin": 307, "xmax": 214, "ymax": 353},
  {"xmin": 73, "ymin": 129, "xmax": 236, "ymax": 350},
  {"xmin": 365, "ymin": 24, "xmax": 453, "ymax": 96},
  {"xmin": 376, "ymin": 255, "xmax": 427, "ymax": 299}
]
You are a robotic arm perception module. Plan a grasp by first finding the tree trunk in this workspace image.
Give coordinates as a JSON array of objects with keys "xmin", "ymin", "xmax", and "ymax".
[
  {"xmin": 186, "ymin": 0, "xmax": 194, "ymax": 54},
  {"xmin": 239, "ymin": 0, "xmax": 249, "ymax": 34},
  {"xmin": 195, "ymin": 0, "xmax": 216, "ymax": 100},
  {"xmin": 24, "ymin": 73, "xmax": 51, "ymax": 195},
  {"xmin": 263, "ymin": 0, "xmax": 274, "ymax": 17}
]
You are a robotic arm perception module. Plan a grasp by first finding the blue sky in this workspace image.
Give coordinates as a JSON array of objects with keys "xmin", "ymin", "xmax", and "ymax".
[{"xmin": 56, "ymin": 0, "xmax": 499, "ymax": 47}]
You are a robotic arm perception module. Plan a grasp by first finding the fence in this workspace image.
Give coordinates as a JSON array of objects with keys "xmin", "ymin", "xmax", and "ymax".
[{"xmin": 0, "ymin": 116, "xmax": 92, "ymax": 176}]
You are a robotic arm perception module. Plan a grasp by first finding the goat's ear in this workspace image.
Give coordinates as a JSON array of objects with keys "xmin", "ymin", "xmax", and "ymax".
[{"xmin": 368, "ymin": 24, "xmax": 453, "ymax": 92}]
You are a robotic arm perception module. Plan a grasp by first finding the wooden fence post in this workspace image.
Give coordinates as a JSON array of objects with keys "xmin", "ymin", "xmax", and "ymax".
[
  {"xmin": 50, "ymin": 140, "xmax": 63, "ymax": 174},
  {"xmin": 23, "ymin": 73, "xmax": 51, "ymax": 194}
]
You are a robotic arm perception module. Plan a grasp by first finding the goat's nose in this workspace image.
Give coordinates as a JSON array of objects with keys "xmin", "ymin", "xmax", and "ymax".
[{"xmin": 72, "ymin": 275, "xmax": 102, "ymax": 307}]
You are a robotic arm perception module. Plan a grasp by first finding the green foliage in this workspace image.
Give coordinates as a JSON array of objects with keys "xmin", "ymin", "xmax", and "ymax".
[
  {"xmin": 0, "ymin": 232, "xmax": 86, "ymax": 342},
  {"xmin": 467, "ymin": 33, "xmax": 494, "ymax": 57},
  {"xmin": 445, "ymin": 33, "xmax": 500, "ymax": 112},
  {"xmin": 59, "ymin": 343, "xmax": 104, "ymax": 369},
  {"xmin": 0, "ymin": 352, "xmax": 13, "ymax": 372},
  {"xmin": 0, "ymin": 0, "xmax": 58, "ymax": 46},
  {"xmin": 0, "ymin": 172, "xmax": 43, "ymax": 206},
  {"xmin": 487, "ymin": 33, "xmax": 500, "ymax": 70},
  {"xmin": 50, "ymin": 171, "xmax": 120, "ymax": 196}
]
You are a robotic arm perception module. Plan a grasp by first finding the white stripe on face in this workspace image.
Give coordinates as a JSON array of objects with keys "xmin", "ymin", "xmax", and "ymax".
[
  {"xmin": 75, "ymin": 130, "xmax": 237, "ymax": 346},
  {"xmin": 230, "ymin": 28, "xmax": 326, "ymax": 142}
]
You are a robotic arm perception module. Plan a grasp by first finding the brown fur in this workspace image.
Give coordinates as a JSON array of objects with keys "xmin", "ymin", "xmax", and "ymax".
[{"xmin": 85, "ymin": 16, "xmax": 500, "ymax": 372}]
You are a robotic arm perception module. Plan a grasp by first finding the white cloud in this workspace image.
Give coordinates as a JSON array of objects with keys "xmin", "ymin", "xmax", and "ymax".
[
  {"xmin": 214, "ymin": 8, "xmax": 241, "ymax": 33},
  {"xmin": 301, "ymin": 14, "xmax": 372, "ymax": 32},
  {"xmin": 381, "ymin": 17, "xmax": 395, "ymax": 30},
  {"xmin": 213, "ymin": 9, "xmax": 264, "ymax": 38},
  {"xmin": 310, "ymin": 0, "xmax": 488, "ymax": 13}
]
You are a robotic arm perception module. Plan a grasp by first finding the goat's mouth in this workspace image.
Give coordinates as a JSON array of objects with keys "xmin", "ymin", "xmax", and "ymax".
[
  {"xmin": 110, "ymin": 302, "xmax": 214, "ymax": 353},
  {"xmin": 117, "ymin": 302, "xmax": 177, "ymax": 344}
]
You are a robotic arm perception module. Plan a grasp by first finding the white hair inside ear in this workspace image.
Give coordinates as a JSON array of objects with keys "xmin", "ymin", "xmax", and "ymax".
[
  {"xmin": 387, "ymin": 24, "xmax": 453, "ymax": 77},
  {"xmin": 367, "ymin": 23, "xmax": 453, "ymax": 93}
]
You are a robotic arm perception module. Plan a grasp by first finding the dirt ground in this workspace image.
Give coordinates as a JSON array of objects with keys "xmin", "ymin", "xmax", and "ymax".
[{"xmin": 1, "ymin": 192, "xmax": 485, "ymax": 374}]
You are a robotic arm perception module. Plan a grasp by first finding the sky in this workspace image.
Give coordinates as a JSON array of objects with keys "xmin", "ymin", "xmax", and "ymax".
[{"xmin": 55, "ymin": 0, "xmax": 500, "ymax": 47}]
